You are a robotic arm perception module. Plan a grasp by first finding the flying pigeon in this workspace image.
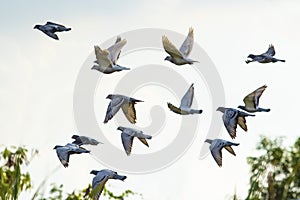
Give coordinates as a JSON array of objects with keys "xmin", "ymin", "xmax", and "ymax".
[
  {"xmin": 238, "ymin": 85, "xmax": 271, "ymax": 113},
  {"xmin": 217, "ymin": 107, "xmax": 255, "ymax": 139},
  {"xmin": 162, "ymin": 27, "xmax": 198, "ymax": 65},
  {"xmin": 91, "ymin": 36, "xmax": 130, "ymax": 74},
  {"xmin": 53, "ymin": 143, "xmax": 90, "ymax": 167},
  {"xmin": 90, "ymin": 169, "xmax": 127, "ymax": 200},
  {"xmin": 245, "ymin": 44, "xmax": 285, "ymax": 64},
  {"xmin": 104, "ymin": 94, "xmax": 143, "ymax": 124},
  {"xmin": 33, "ymin": 21, "xmax": 71, "ymax": 40},
  {"xmin": 205, "ymin": 138, "xmax": 239, "ymax": 167},
  {"xmin": 71, "ymin": 135, "xmax": 103, "ymax": 146},
  {"xmin": 167, "ymin": 83, "xmax": 203, "ymax": 115},
  {"xmin": 117, "ymin": 126, "xmax": 152, "ymax": 156}
]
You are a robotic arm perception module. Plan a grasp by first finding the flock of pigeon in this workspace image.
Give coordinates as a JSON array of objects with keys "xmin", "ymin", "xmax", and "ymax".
[{"xmin": 34, "ymin": 21, "xmax": 285, "ymax": 199}]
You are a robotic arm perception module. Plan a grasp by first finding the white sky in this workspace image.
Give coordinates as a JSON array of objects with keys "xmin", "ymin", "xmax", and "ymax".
[{"xmin": 1, "ymin": 0, "xmax": 300, "ymax": 199}]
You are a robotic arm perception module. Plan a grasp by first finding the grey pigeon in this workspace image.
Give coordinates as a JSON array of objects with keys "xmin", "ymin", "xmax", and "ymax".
[
  {"xmin": 90, "ymin": 169, "xmax": 126, "ymax": 200},
  {"xmin": 117, "ymin": 126, "xmax": 152, "ymax": 156},
  {"xmin": 238, "ymin": 85, "xmax": 270, "ymax": 113},
  {"xmin": 71, "ymin": 135, "xmax": 103, "ymax": 146},
  {"xmin": 91, "ymin": 37, "xmax": 130, "ymax": 74},
  {"xmin": 34, "ymin": 21, "xmax": 71, "ymax": 40},
  {"xmin": 162, "ymin": 27, "xmax": 198, "ymax": 65},
  {"xmin": 53, "ymin": 143, "xmax": 90, "ymax": 167},
  {"xmin": 217, "ymin": 107, "xmax": 255, "ymax": 139},
  {"xmin": 246, "ymin": 44, "xmax": 285, "ymax": 64},
  {"xmin": 205, "ymin": 139, "xmax": 239, "ymax": 167},
  {"xmin": 167, "ymin": 83, "xmax": 203, "ymax": 115},
  {"xmin": 104, "ymin": 94, "xmax": 143, "ymax": 124}
]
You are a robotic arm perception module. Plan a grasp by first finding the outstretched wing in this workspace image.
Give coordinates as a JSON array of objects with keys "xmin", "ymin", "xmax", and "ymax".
[
  {"xmin": 121, "ymin": 133, "xmax": 134, "ymax": 155},
  {"xmin": 162, "ymin": 35, "xmax": 184, "ymax": 59},
  {"xmin": 104, "ymin": 97, "xmax": 124, "ymax": 123},
  {"xmin": 107, "ymin": 38, "xmax": 127, "ymax": 64},
  {"xmin": 223, "ymin": 110, "xmax": 238, "ymax": 139},
  {"xmin": 167, "ymin": 103, "xmax": 182, "ymax": 114},
  {"xmin": 46, "ymin": 21, "xmax": 65, "ymax": 27},
  {"xmin": 263, "ymin": 44, "xmax": 275, "ymax": 57},
  {"xmin": 180, "ymin": 83, "xmax": 194, "ymax": 108},
  {"xmin": 210, "ymin": 145, "xmax": 223, "ymax": 167},
  {"xmin": 91, "ymin": 174, "xmax": 108, "ymax": 200},
  {"xmin": 44, "ymin": 31, "xmax": 59, "ymax": 40},
  {"xmin": 243, "ymin": 85, "xmax": 267, "ymax": 109},
  {"xmin": 121, "ymin": 102, "xmax": 137, "ymax": 124},
  {"xmin": 94, "ymin": 46, "xmax": 113, "ymax": 68},
  {"xmin": 179, "ymin": 27, "xmax": 194, "ymax": 57}
]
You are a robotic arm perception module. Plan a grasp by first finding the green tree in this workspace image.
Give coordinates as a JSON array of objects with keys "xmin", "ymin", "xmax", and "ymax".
[{"xmin": 246, "ymin": 136, "xmax": 300, "ymax": 200}]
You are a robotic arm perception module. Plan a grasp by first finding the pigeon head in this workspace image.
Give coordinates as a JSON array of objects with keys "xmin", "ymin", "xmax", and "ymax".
[
  {"xmin": 117, "ymin": 126, "xmax": 125, "ymax": 131},
  {"xmin": 91, "ymin": 65, "xmax": 100, "ymax": 70},
  {"xmin": 237, "ymin": 105, "xmax": 245, "ymax": 110},
  {"xmin": 164, "ymin": 56, "xmax": 173, "ymax": 62},
  {"xmin": 247, "ymin": 54, "xmax": 256, "ymax": 59},
  {"xmin": 106, "ymin": 94, "xmax": 114, "ymax": 99},
  {"xmin": 71, "ymin": 135, "xmax": 79, "ymax": 139},
  {"xmin": 33, "ymin": 25, "xmax": 41, "ymax": 29},
  {"xmin": 53, "ymin": 145, "xmax": 62, "ymax": 149},
  {"xmin": 216, "ymin": 107, "xmax": 226, "ymax": 113},
  {"xmin": 204, "ymin": 139, "xmax": 213, "ymax": 144},
  {"xmin": 90, "ymin": 170, "xmax": 99, "ymax": 175}
]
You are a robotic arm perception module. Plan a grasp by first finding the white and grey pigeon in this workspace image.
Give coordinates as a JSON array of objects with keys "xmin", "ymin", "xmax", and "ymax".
[
  {"xmin": 167, "ymin": 83, "xmax": 203, "ymax": 115},
  {"xmin": 162, "ymin": 27, "xmax": 198, "ymax": 65},
  {"xmin": 53, "ymin": 143, "xmax": 90, "ymax": 168},
  {"xmin": 90, "ymin": 169, "xmax": 127, "ymax": 200},
  {"xmin": 71, "ymin": 135, "xmax": 103, "ymax": 146},
  {"xmin": 91, "ymin": 36, "xmax": 130, "ymax": 74},
  {"xmin": 217, "ymin": 107, "xmax": 255, "ymax": 139},
  {"xmin": 33, "ymin": 21, "xmax": 71, "ymax": 40},
  {"xmin": 117, "ymin": 126, "xmax": 152, "ymax": 156},
  {"xmin": 104, "ymin": 94, "xmax": 143, "ymax": 124},
  {"xmin": 205, "ymin": 138, "xmax": 239, "ymax": 167},
  {"xmin": 246, "ymin": 44, "xmax": 285, "ymax": 64},
  {"xmin": 238, "ymin": 85, "xmax": 271, "ymax": 113}
]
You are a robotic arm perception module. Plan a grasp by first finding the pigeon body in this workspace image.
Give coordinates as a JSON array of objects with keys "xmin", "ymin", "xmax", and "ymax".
[
  {"xmin": 162, "ymin": 27, "xmax": 198, "ymax": 65},
  {"xmin": 117, "ymin": 126, "xmax": 152, "ymax": 156},
  {"xmin": 246, "ymin": 44, "xmax": 285, "ymax": 64},
  {"xmin": 92, "ymin": 37, "xmax": 130, "ymax": 74},
  {"xmin": 53, "ymin": 143, "xmax": 90, "ymax": 167},
  {"xmin": 217, "ymin": 107, "xmax": 255, "ymax": 139},
  {"xmin": 90, "ymin": 169, "xmax": 126, "ymax": 200},
  {"xmin": 238, "ymin": 85, "xmax": 271, "ymax": 113},
  {"xmin": 104, "ymin": 94, "xmax": 143, "ymax": 124},
  {"xmin": 34, "ymin": 21, "xmax": 71, "ymax": 40},
  {"xmin": 205, "ymin": 139, "xmax": 239, "ymax": 167},
  {"xmin": 71, "ymin": 135, "xmax": 103, "ymax": 146},
  {"xmin": 168, "ymin": 83, "xmax": 203, "ymax": 115}
]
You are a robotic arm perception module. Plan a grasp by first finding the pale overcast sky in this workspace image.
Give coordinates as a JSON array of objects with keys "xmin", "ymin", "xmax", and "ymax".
[{"xmin": 0, "ymin": 0, "xmax": 300, "ymax": 199}]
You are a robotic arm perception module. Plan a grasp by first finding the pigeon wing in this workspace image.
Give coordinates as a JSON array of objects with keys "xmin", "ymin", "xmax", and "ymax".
[
  {"xmin": 94, "ymin": 46, "xmax": 113, "ymax": 68},
  {"xmin": 104, "ymin": 96, "xmax": 124, "ymax": 123},
  {"xmin": 179, "ymin": 27, "xmax": 194, "ymax": 57},
  {"xmin": 162, "ymin": 35, "xmax": 184, "ymax": 59},
  {"xmin": 263, "ymin": 44, "xmax": 275, "ymax": 57},
  {"xmin": 91, "ymin": 174, "xmax": 108, "ymax": 200},
  {"xmin": 223, "ymin": 110, "xmax": 238, "ymax": 139},
  {"xmin": 44, "ymin": 31, "xmax": 59, "ymax": 40},
  {"xmin": 243, "ymin": 85, "xmax": 267, "ymax": 109},
  {"xmin": 237, "ymin": 116, "xmax": 248, "ymax": 131},
  {"xmin": 224, "ymin": 145, "xmax": 236, "ymax": 156},
  {"xmin": 167, "ymin": 103, "xmax": 182, "ymax": 114},
  {"xmin": 138, "ymin": 137, "xmax": 149, "ymax": 147},
  {"xmin": 180, "ymin": 83, "xmax": 194, "ymax": 108},
  {"xmin": 210, "ymin": 145, "xmax": 222, "ymax": 167},
  {"xmin": 46, "ymin": 21, "xmax": 66, "ymax": 27},
  {"xmin": 121, "ymin": 133, "xmax": 134, "ymax": 155},
  {"xmin": 107, "ymin": 39, "xmax": 127, "ymax": 64},
  {"xmin": 121, "ymin": 102, "xmax": 137, "ymax": 124},
  {"xmin": 56, "ymin": 148, "xmax": 70, "ymax": 167}
]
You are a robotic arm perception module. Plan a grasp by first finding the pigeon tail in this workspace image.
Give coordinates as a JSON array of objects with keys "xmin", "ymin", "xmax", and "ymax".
[
  {"xmin": 190, "ymin": 109, "xmax": 203, "ymax": 114},
  {"xmin": 65, "ymin": 28, "xmax": 71, "ymax": 31},
  {"xmin": 258, "ymin": 108, "xmax": 271, "ymax": 112},
  {"xmin": 114, "ymin": 174, "xmax": 127, "ymax": 181}
]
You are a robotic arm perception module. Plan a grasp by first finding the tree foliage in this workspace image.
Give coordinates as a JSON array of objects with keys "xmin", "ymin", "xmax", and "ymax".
[{"xmin": 246, "ymin": 136, "xmax": 300, "ymax": 200}]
